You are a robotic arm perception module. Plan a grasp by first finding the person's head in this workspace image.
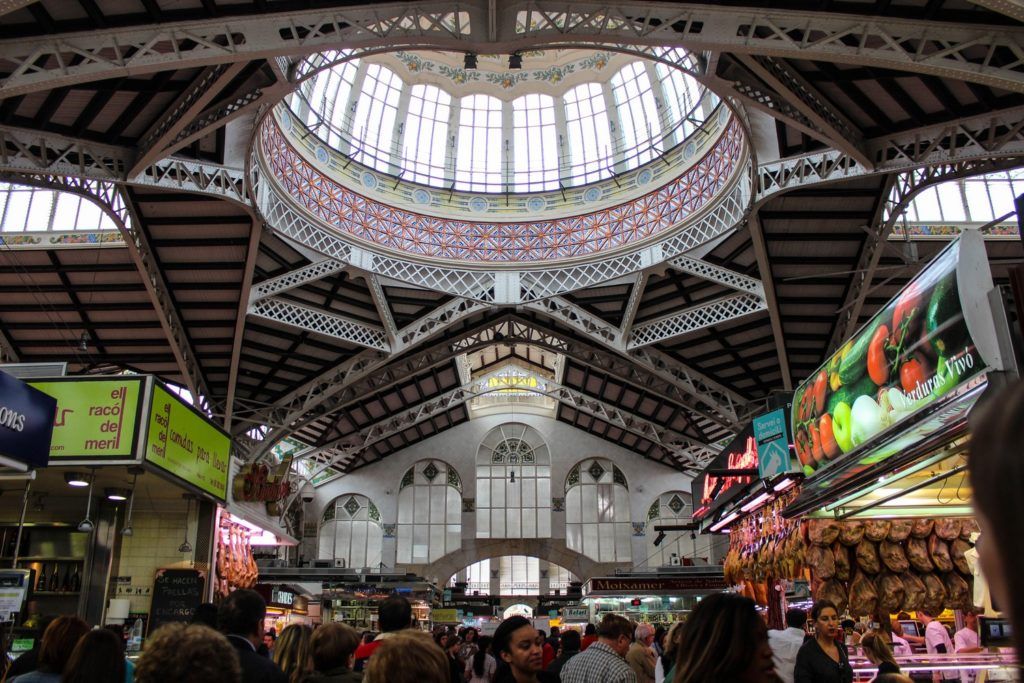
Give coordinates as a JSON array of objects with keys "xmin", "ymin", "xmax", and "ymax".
[
  {"xmin": 584, "ymin": 623, "xmax": 596, "ymax": 636},
  {"xmin": 672, "ymin": 593, "xmax": 775, "ymax": 683},
  {"xmin": 654, "ymin": 626, "xmax": 666, "ymax": 649},
  {"xmin": 311, "ymin": 622, "xmax": 359, "ymax": 672},
  {"xmin": 917, "ymin": 609, "xmax": 935, "ymax": 625},
  {"xmin": 191, "ymin": 603, "xmax": 219, "ymax": 629},
  {"xmin": 597, "ymin": 614, "xmax": 633, "ymax": 657},
  {"xmin": 364, "ymin": 630, "xmax": 448, "ymax": 683},
  {"xmin": 841, "ymin": 618, "xmax": 856, "ymax": 633},
  {"xmin": 433, "ymin": 630, "xmax": 449, "ymax": 648},
  {"xmin": 463, "ymin": 627, "xmax": 477, "ymax": 643},
  {"xmin": 635, "ymin": 622, "xmax": 655, "ymax": 646},
  {"xmin": 861, "ymin": 631, "xmax": 898, "ymax": 668},
  {"xmin": 273, "ymin": 624, "xmax": 314, "ymax": 683},
  {"xmin": 969, "ymin": 379, "xmax": 1024, "ymax": 657},
  {"xmin": 446, "ymin": 635, "xmax": 462, "ymax": 656},
  {"xmin": 135, "ymin": 623, "xmax": 241, "ymax": 683},
  {"xmin": 560, "ymin": 630, "xmax": 580, "ymax": 654},
  {"xmin": 377, "ymin": 595, "xmax": 412, "ymax": 633},
  {"xmin": 810, "ymin": 600, "xmax": 840, "ymax": 641},
  {"xmin": 493, "ymin": 616, "xmax": 544, "ymax": 676},
  {"xmin": 63, "ymin": 627, "xmax": 126, "ymax": 683},
  {"xmin": 663, "ymin": 621, "xmax": 684, "ymax": 660},
  {"xmin": 549, "ymin": 626, "xmax": 560, "ymax": 638},
  {"xmin": 361, "ymin": 631, "xmax": 375, "ymax": 645},
  {"xmin": 892, "ymin": 621, "xmax": 904, "ymax": 637},
  {"xmin": 38, "ymin": 615, "xmax": 90, "ymax": 674},
  {"xmin": 964, "ymin": 610, "xmax": 979, "ymax": 630},
  {"xmin": 264, "ymin": 633, "xmax": 275, "ymax": 649},
  {"xmin": 473, "ymin": 635, "xmax": 494, "ymax": 677},
  {"xmin": 785, "ymin": 608, "xmax": 807, "ymax": 631},
  {"xmin": 218, "ymin": 588, "xmax": 267, "ymax": 642}
]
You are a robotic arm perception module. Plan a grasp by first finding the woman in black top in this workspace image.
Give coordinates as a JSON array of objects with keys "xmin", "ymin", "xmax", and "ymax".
[
  {"xmin": 794, "ymin": 600, "xmax": 853, "ymax": 683},
  {"xmin": 861, "ymin": 631, "xmax": 901, "ymax": 681}
]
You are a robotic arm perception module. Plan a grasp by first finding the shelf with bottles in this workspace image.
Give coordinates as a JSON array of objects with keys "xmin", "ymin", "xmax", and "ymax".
[{"xmin": 21, "ymin": 560, "xmax": 84, "ymax": 595}]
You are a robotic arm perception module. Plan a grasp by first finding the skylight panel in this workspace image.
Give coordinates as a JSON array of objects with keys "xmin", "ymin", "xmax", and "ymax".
[
  {"xmin": 563, "ymin": 82, "xmax": 612, "ymax": 185},
  {"xmin": 403, "ymin": 84, "xmax": 452, "ymax": 186},
  {"xmin": 455, "ymin": 94, "xmax": 503, "ymax": 192},
  {"xmin": 611, "ymin": 62, "xmax": 662, "ymax": 169},
  {"xmin": 512, "ymin": 93, "xmax": 559, "ymax": 192},
  {"xmin": 350, "ymin": 63, "xmax": 403, "ymax": 173},
  {"xmin": 657, "ymin": 61, "xmax": 704, "ymax": 139}
]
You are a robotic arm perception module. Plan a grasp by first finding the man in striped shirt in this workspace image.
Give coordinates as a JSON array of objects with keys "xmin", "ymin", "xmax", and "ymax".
[{"xmin": 560, "ymin": 614, "xmax": 638, "ymax": 683}]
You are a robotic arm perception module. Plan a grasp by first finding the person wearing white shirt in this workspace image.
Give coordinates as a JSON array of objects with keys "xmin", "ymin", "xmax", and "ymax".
[
  {"xmin": 954, "ymin": 611, "xmax": 982, "ymax": 683},
  {"xmin": 890, "ymin": 621, "xmax": 913, "ymax": 656},
  {"xmin": 767, "ymin": 608, "xmax": 807, "ymax": 683},
  {"xmin": 920, "ymin": 610, "xmax": 958, "ymax": 682}
]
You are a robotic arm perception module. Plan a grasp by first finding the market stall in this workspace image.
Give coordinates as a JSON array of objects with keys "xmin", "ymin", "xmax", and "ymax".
[
  {"xmin": 580, "ymin": 571, "xmax": 727, "ymax": 626},
  {"xmin": 321, "ymin": 578, "xmax": 436, "ymax": 630}
]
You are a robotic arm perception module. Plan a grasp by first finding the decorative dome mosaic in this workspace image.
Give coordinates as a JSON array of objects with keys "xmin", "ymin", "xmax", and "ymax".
[{"xmin": 255, "ymin": 48, "xmax": 750, "ymax": 266}]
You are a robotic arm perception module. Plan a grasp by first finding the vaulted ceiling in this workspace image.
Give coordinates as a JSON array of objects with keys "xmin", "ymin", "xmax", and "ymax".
[{"xmin": 0, "ymin": 1, "xmax": 1022, "ymax": 479}]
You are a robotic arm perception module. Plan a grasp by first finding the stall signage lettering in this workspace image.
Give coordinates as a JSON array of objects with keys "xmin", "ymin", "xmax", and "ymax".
[
  {"xmin": 791, "ymin": 236, "xmax": 987, "ymax": 479},
  {"xmin": 147, "ymin": 569, "xmax": 205, "ymax": 636},
  {"xmin": 233, "ymin": 459, "xmax": 292, "ymax": 513},
  {"xmin": 691, "ymin": 423, "xmax": 758, "ymax": 521},
  {"xmin": 588, "ymin": 576, "xmax": 727, "ymax": 592},
  {"xmin": 144, "ymin": 384, "xmax": 230, "ymax": 501},
  {"xmin": 28, "ymin": 378, "xmax": 143, "ymax": 460},
  {"xmin": 562, "ymin": 607, "xmax": 589, "ymax": 621},
  {"xmin": 271, "ymin": 587, "xmax": 294, "ymax": 606},
  {"xmin": 753, "ymin": 408, "xmax": 794, "ymax": 480},
  {"xmin": 0, "ymin": 371, "xmax": 56, "ymax": 468}
]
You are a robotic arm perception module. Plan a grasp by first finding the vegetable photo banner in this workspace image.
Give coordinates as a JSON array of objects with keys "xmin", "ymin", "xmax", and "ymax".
[{"xmin": 790, "ymin": 230, "xmax": 1004, "ymax": 477}]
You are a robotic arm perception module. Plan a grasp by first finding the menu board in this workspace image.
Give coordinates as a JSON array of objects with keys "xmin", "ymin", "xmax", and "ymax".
[
  {"xmin": 791, "ymin": 234, "xmax": 994, "ymax": 477},
  {"xmin": 28, "ymin": 377, "xmax": 145, "ymax": 461},
  {"xmin": 148, "ymin": 568, "xmax": 205, "ymax": 636},
  {"xmin": 144, "ymin": 384, "xmax": 230, "ymax": 501}
]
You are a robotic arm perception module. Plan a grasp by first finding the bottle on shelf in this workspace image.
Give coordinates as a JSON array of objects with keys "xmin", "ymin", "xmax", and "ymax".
[
  {"xmin": 69, "ymin": 565, "xmax": 81, "ymax": 592},
  {"xmin": 48, "ymin": 564, "xmax": 60, "ymax": 592},
  {"xmin": 36, "ymin": 563, "xmax": 47, "ymax": 592}
]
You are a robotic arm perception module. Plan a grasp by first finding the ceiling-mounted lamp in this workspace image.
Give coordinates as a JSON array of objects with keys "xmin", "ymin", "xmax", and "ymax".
[
  {"xmin": 508, "ymin": 52, "xmax": 523, "ymax": 69},
  {"xmin": 464, "ymin": 53, "xmax": 478, "ymax": 69},
  {"xmin": 77, "ymin": 332, "xmax": 90, "ymax": 352},
  {"xmin": 121, "ymin": 466, "xmax": 142, "ymax": 537},
  {"xmin": 105, "ymin": 487, "xmax": 130, "ymax": 502},
  {"xmin": 178, "ymin": 494, "xmax": 193, "ymax": 554},
  {"xmin": 77, "ymin": 469, "xmax": 96, "ymax": 532},
  {"xmin": 65, "ymin": 472, "xmax": 91, "ymax": 488}
]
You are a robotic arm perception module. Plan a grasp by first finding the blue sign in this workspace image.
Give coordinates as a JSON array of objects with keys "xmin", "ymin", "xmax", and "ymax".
[
  {"xmin": 753, "ymin": 408, "xmax": 792, "ymax": 479},
  {"xmin": 0, "ymin": 371, "xmax": 57, "ymax": 469}
]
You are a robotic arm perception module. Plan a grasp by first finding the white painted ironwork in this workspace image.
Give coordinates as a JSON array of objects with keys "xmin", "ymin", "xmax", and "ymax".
[
  {"xmin": 3, "ymin": 5, "xmax": 1023, "ymax": 96},
  {"xmin": 366, "ymin": 274, "xmax": 399, "ymax": 344},
  {"xmin": 667, "ymin": 255, "xmax": 764, "ymax": 295},
  {"xmin": 628, "ymin": 292, "xmax": 768, "ymax": 349},
  {"xmin": 249, "ymin": 296, "xmax": 390, "ymax": 351},
  {"xmin": 249, "ymin": 259, "xmax": 347, "ymax": 302}
]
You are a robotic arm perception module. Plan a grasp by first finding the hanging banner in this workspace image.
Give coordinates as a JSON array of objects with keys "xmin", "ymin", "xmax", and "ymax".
[
  {"xmin": 28, "ymin": 377, "xmax": 146, "ymax": 461},
  {"xmin": 144, "ymin": 384, "xmax": 230, "ymax": 501},
  {"xmin": 753, "ymin": 408, "xmax": 794, "ymax": 480},
  {"xmin": 790, "ymin": 232, "xmax": 1001, "ymax": 477},
  {"xmin": 0, "ymin": 371, "xmax": 56, "ymax": 469}
]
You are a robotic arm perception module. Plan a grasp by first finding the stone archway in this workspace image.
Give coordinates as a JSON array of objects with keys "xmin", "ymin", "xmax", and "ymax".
[{"xmin": 403, "ymin": 537, "xmax": 626, "ymax": 586}]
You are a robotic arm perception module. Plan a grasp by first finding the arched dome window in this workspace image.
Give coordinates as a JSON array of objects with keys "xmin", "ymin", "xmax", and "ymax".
[
  {"xmin": 610, "ymin": 61, "xmax": 662, "ymax": 168},
  {"xmin": 512, "ymin": 93, "xmax": 559, "ymax": 192},
  {"xmin": 318, "ymin": 493, "xmax": 383, "ymax": 569},
  {"xmin": 402, "ymin": 84, "xmax": 452, "ymax": 185},
  {"xmin": 349, "ymin": 63, "xmax": 403, "ymax": 172},
  {"xmin": 476, "ymin": 423, "xmax": 552, "ymax": 539},
  {"xmin": 396, "ymin": 460, "xmax": 462, "ymax": 564},
  {"xmin": 564, "ymin": 458, "xmax": 631, "ymax": 562},
  {"xmin": 562, "ymin": 82, "xmax": 613, "ymax": 185},
  {"xmin": 455, "ymin": 94, "xmax": 503, "ymax": 192}
]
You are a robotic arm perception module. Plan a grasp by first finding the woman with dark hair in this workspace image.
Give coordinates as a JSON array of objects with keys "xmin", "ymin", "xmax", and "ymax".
[
  {"xmin": 10, "ymin": 615, "xmax": 90, "ymax": 683},
  {"xmin": 459, "ymin": 627, "xmax": 480, "ymax": 668},
  {"xmin": 671, "ymin": 593, "xmax": 777, "ymax": 683},
  {"xmin": 62, "ymin": 628, "xmax": 126, "ymax": 683},
  {"xmin": 492, "ymin": 616, "xmax": 556, "ymax": 683},
  {"xmin": 793, "ymin": 600, "xmax": 853, "ymax": 683},
  {"xmin": 968, "ymin": 378, "xmax": 1024, "ymax": 661},
  {"xmin": 466, "ymin": 635, "xmax": 496, "ymax": 683},
  {"xmin": 443, "ymin": 635, "xmax": 463, "ymax": 683},
  {"xmin": 860, "ymin": 631, "xmax": 900, "ymax": 680}
]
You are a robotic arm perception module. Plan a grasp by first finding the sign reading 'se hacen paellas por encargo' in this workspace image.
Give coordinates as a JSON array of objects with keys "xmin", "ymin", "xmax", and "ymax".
[{"xmin": 144, "ymin": 384, "xmax": 230, "ymax": 501}]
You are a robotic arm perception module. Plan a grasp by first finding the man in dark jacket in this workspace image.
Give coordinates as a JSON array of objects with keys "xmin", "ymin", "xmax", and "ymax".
[
  {"xmin": 218, "ymin": 588, "xmax": 288, "ymax": 683},
  {"xmin": 546, "ymin": 629, "xmax": 581, "ymax": 677}
]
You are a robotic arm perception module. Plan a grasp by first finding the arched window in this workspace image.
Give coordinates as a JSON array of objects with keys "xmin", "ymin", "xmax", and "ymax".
[
  {"xmin": 349, "ymin": 63, "xmax": 403, "ymax": 172},
  {"xmin": 318, "ymin": 493, "xmax": 383, "ymax": 569},
  {"xmin": 476, "ymin": 423, "xmax": 551, "ymax": 539},
  {"xmin": 455, "ymin": 94, "xmax": 503, "ymax": 192},
  {"xmin": 655, "ymin": 60, "xmax": 704, "ymax": 140},
  {"xmin": 448, "ymin": 555, "xmax": 578, "ymax": 596},
  {"xmin": 402, "ymin": 84, "xmax": 452, "ymax": 185},
  {"xmin": 645, "ymin": 491, "xmax": 701, "ymax": 568},
  {"xmin": 563, "ymin": 82, "xmax": 612, "ymax": 185},
  {"xmin": 512, "ymin": 94, "xmax": 558, "ymax": 192},
  {"xmin": 565, "ymin": 458, "xmax": 631, "ymax": 562},
  {"xmin": 610, "ymin": 62, "xmax": 662, "ymax": 168},
  {"xmin": 0, "ymin": 183, "xmax": 118, "ymax": 233},
  {"xmin": 396, "ymin": 460, "xmax": 462, "ymax": 564}
]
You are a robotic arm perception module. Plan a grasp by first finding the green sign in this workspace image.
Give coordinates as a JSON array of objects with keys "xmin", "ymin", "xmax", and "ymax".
[
  {"xmin": 144, "ymin": 384, "xmax": 230, "ymax": 500},
  {"xmin": 27, "ymin": 378, "xmax": 144, "ymax": 460}
]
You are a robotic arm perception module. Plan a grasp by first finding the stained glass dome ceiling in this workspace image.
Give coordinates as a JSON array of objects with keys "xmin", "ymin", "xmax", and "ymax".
[{"xmin": 257, "ymin": 48, "xmax": 749, "ymax": 266}]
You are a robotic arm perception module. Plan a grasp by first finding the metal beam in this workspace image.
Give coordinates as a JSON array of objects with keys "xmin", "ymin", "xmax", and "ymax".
[
  {"xmin": 249, "ymin": 259, "xmax": 347, "ymax": 302},
  {"xmin": 2, "ymin": 4, "xmax": 1024, "ymax": 96},
  {"xmin": 666, "ymin": 255, "xmax": 764, "ymax": 294},
  {"xmin": 746, "ymin": 214, "xmax": 792, "ymax": 390},
  {"xmin": 0, "ymin": 324, "xmax": 20, "ymax": 363},
  {"xmin": 224, "ymin": 217, "xmax": 262, "ymax": 431},
  {"xmin": 248, "ymin": 296, "xmax": 390, "ymax": 351},
  {"xmin": 628, "ymin": 292, "xmax": 768, "ymax": 349},
  {"xmin": 969, "ymin": 0, "xmax": 1024, "ymax": 22},
  {"xmin": 618, "ymin": 271, "xmax": 648, "ymax": 341},
  {"xmin": 365, "ymin": 274, "xmax": 399, "ymax": 346},
  {"xmin": 129, "ymin": 63, "xmax": 247, "ymax": 178},
  {"xmin": 0, "ymin": 1, "xmax": 35, "ymax": 16}
]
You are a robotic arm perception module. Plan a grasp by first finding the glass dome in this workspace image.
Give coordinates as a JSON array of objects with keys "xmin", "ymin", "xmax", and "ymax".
[{"xmin": 287, "ymin": 48, "xmax": 713, "ymax": 193}]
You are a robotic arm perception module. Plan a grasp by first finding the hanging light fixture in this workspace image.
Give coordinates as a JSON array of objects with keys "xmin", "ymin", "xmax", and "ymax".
[
  {"xmin": 65, "ymin": 472, "xmax": 91, "ymax": 488},
  {"xmin": 508, "ymin": 52, "xmax": 523, "ymax": 69},
  {"xmin": 464, "ymin": 53, "xmax": 478, "ymax": 69},
  {"xmin": 77, "ymin": 469, "xmax": 96, "ymax": 532},
  {"xmin": 121, "ymin": 468, "xmax": 141, "ymax": 537},
  {"xmin": 77, "ymin": 331, "xmax": 90, "ymax": 352},
  {"xmin": 178, "ymin": 494, "xmax": 193, "ymax": 553}
]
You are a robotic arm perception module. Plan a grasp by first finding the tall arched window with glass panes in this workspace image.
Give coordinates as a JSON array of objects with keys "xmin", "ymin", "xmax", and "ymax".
[
  {"xmin": 476, "ymin": 423, "xmax": 552, "ymax": 539},
  {"xmin": 318, "ymin": 494, "xmax": 383, "ymax": 569},
  {"xmin": 645, "ymin": 491, "xmax": 702, "ymax": 568},
  {"xmin": 396, "ymin": 460, "xmax": 462, "ymax": 564},
  {"xmin": 564, "ymin": 458, "xmax": 631, "ymax": 562}
]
